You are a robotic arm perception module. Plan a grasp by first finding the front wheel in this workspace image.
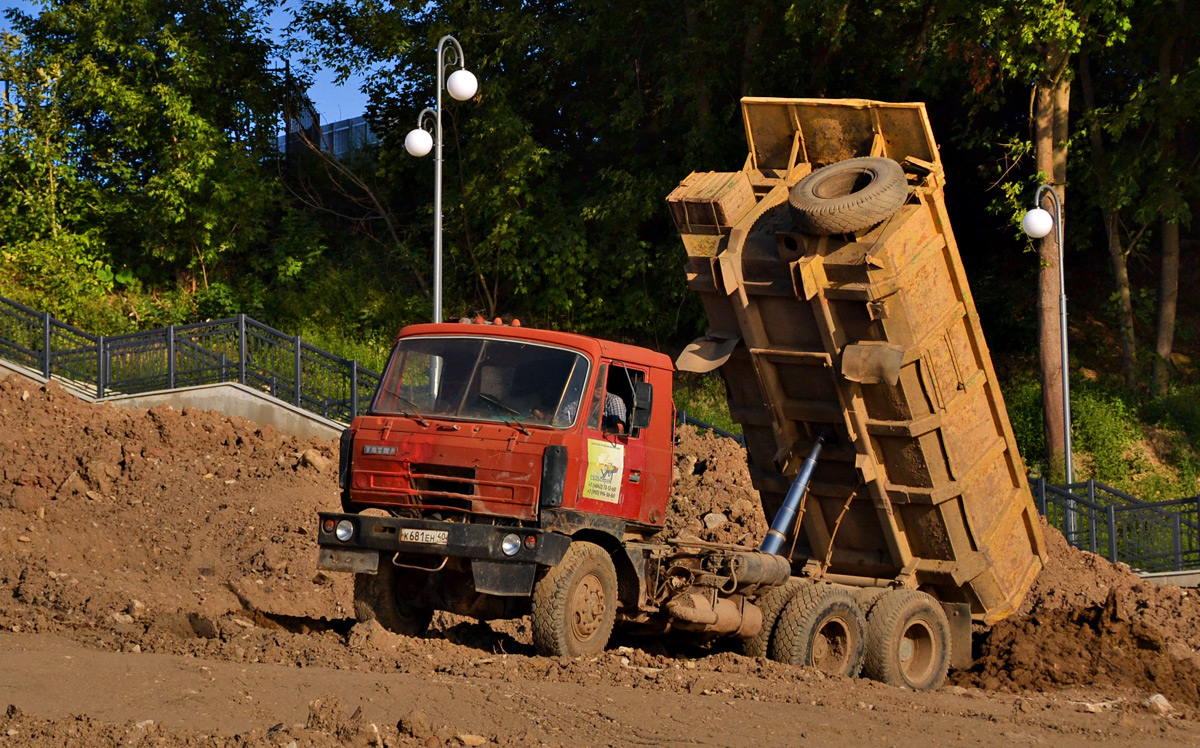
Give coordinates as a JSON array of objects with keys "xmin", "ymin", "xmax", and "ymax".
[
  {"xmin": 353, "ymin": 559, "xmax": 433, "ymax": 637},
  {"xmin": 531, "ymin": 541, "xmax": 618, "ymax": 657}
]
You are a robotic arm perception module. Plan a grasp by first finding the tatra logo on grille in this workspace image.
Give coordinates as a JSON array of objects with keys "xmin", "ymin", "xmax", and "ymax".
[{"xmin": 362, "ymin": 445, "xmax": 397, "ymax": 455}]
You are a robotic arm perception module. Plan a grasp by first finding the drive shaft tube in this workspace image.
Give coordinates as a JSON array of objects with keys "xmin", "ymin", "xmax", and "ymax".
[{"xmin": 760, "ymin": 431, "xmax": 827, "ymax": 556}]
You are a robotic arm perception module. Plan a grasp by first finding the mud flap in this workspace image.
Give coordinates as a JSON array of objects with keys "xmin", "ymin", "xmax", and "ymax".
[
  {"xmin": 942, "ymin": 601, "xmax": 973, "ymax": 670},
  {"xmin": 472, "ymin": 559, "xmax": 537, "ymax": 596}
]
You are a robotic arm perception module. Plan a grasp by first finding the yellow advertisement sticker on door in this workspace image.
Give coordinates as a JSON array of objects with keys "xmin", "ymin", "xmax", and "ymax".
[{"xmin": 582, "ymin": 438, "xmax": 624, "ymax": 504}]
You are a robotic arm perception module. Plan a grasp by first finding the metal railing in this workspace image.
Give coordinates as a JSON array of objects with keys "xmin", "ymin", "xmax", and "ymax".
[
  {"xmin": 1032, "ymin": 477, "xmax": 1200, "ymax": 573},
  {"xmin": 676, "ymin": 409, "xmax": 745, "ymax": 446},
  {"xmin": 0, "ymin": 294, "xmax": 380, "ymax": 424}
]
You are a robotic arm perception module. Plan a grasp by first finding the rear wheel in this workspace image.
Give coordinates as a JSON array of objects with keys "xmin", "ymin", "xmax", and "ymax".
[
  {"xmin": 771, "ymin": 585, "xmax": 866, "ymax": 678},
  {"xmin": 862, "ymin": 590, "xmax": 951, "ymax": 691},
  {"xmin": 353, "ymin": 558, "xmax": 434, "ymax": 637},
  {"xmin": 742, "ymin": 578, "xmax": 804, "ymax": 659},
  {"xmin": 531, "ymin": 541, "xmax": 618, "ymax": 657}
]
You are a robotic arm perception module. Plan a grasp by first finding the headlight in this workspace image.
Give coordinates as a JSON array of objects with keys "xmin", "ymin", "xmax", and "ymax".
[
  {"xmin": 501, "ymin": 533, "xmax": 521, "ymax": 556},
  {"xmin": 335, "ymin": 520, "xmax": 355, "ymax": 542}
]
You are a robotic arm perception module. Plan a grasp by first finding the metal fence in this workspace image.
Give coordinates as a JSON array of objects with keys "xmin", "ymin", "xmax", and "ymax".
[
  {"xmin": 1031, "ymin": 477, "xmax": 1200, "ymax": 573},
  {"xmin": 675, "ymin": 409, "xmax": 746, "ymax": 446},
  {"xmin": 0, "ymin": 294, "xmax": 380, "ymax": 424}
]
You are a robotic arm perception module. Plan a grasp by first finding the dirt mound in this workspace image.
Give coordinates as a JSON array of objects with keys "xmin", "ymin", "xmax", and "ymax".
[
  {"xmin": 0, "ymin": 376, "xmax": 351, "ymax": 636},
  {"xmin": 966, "ymin": 590, "xmax": 1200, "ymax": 706},
  {"xmin": 665, "ymin": 426, "xmax": 767, "ymax": 545},
  {"xmin": 955, "ymin": 517, "xmax": 1200, "ymax": 701}
]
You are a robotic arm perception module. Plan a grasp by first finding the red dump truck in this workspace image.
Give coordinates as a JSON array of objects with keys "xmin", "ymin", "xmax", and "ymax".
[{"xmin": 316, "ymin": 97, "xmax": 1046, "ymax": 691}]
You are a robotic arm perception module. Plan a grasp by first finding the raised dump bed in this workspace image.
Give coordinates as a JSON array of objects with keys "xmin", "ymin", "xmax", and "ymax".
[{"xmin": 669, "ymin": 97, "xmax": 1046, "ymax": 624}]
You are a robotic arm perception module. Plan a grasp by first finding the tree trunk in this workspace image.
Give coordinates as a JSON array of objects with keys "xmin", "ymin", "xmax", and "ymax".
[
  {"xmin": 1105, "ymin": 212, "xmax": 1139, "ymax": 390},
  {"xmin": 1033, "ymin": 46, "xmax": 1070, "ymax": 479},
  {"xmin": 1080, "ymin": 50, "xmax": 1138, "ymax": 392},
  {"xmin": 741, "ymin": 17, "xmax": 765, "ymax": 97},
  {"xmin": 1152, "ymin": 218, "xmax": 1180, "ymax": 396},
  {"xmin": 1151, "ymin": 16, "xmax": 1182, "ymax": 397},
  {"xmin": 684, "ymin": 0, "xmax": 711, "ymax": 139}
]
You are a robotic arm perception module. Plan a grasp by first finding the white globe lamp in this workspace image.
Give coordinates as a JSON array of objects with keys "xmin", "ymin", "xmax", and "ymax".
[
  {"xmin": 446, "ymin": 69, "xmax": 478, "ymax": 101},
  {"xmin": 404, "ymin": 128, "xmax": 433, "ymax": 158},
  {"xmin": 1021, "ymin": 207, "xmax": 1053, "ymax": 239}
]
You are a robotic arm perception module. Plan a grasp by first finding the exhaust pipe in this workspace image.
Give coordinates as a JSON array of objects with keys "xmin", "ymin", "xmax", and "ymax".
[{"xmin": 760, "ymin": 430, "xmax": 827, "ymax": 556}]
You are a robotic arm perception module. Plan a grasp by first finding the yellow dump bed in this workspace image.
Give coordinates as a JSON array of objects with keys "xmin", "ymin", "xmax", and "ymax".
[{"xmin": 669, "ymin": 98, "xmax": 1045, "ymax": 624}]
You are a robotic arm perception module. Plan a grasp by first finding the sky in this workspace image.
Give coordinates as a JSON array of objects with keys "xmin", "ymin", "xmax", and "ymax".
[{"xmin": 0, "ymin": 0, "xmax": 371, "ymax": 123}]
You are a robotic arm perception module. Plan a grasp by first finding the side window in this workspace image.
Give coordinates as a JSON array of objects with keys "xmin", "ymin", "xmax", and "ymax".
[{"xmin": 590, "ymin": 363, "xmax": 645, "ymax": 437}]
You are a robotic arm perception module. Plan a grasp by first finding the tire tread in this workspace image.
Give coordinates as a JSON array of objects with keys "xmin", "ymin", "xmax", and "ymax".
[
  {"xmin": 531, "ymin": 541, "xmax": 618, "ymax": 657},
  {"xmin": 862, "ymin": 590, "xmax": 950, "ymax": 691},
  {"xmin": 771, "ymin": 584, "xmax": 866, "ymax": 677},
  {"xmin": 789, "ymin": 157, "xmax": 908, "ymax": 236}
]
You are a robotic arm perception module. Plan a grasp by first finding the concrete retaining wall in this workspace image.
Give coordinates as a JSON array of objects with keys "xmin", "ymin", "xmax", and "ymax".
[{"xmin": 0, "ymin": 361, "xmax": 344, "ymax": 441}]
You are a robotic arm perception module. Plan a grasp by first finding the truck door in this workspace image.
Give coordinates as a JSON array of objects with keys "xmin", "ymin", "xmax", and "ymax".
[{"xmin": 576, "ymin": 362, "xmax": 648, "ymax": 522}]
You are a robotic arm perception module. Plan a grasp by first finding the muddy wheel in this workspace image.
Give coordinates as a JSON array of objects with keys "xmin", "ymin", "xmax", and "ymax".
[
  {"xmin": 770, "ymin": 585, "xmax": 866, "ymax": 677},
  {"xmin": 863, "ymin": 590, "xmax": 951, "ymax": 691},
  {"xmin": 531, "ymin": 541, "xmax": 618, "ymax": 657},
  {"xmin": 788, "ymin": 156, "xmax": 908, "ymax": 235},
  {"xmin": 742, "ymin": 578, "xmax": 804, "ymax": 658},
  {"xmin": 352, "ymin": 559, "xmax": 433, "ymax": 637}
]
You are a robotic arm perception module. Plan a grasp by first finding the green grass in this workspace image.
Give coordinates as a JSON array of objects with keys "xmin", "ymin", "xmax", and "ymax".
[{"xmin": 672, "ymin": 371, "xmax": 740, "ymax": 435}]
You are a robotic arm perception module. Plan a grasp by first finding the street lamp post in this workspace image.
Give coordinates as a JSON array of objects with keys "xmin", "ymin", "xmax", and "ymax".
[
  {"xmin": 404, "ymin": 35, "xmax": 479, "ymax": 324},
  {"xmin": 1022, "ymin": 185, "xmax": 1075, "ymax": 531}
]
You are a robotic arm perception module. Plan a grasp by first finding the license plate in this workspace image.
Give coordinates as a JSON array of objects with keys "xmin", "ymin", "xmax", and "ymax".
[{"xmin": 401, "ymin": 528, "xmax": 449, "ymax": 545}]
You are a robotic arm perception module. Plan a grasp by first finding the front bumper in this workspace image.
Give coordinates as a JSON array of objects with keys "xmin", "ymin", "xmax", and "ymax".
[{"xmin": 316, "ymin": 512, "xmax": 572, "ymax": 567}]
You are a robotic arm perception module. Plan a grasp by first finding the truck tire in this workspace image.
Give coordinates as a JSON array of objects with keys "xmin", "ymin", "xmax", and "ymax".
[
  {"xmin": 788, "ymin": 156, "xmax": 907, "ymax": 236},
  {"xmin": 862, "ymin": 590, "xmax": 951, "ymax": 691},
  {"xmin": 742, "ymin": 578, "xmax": 804, "ymax": 658},
  {"xmin": 531, "ymin": 541, "xmax": 618, "ymax": 657},
  {"xmin": 770, "ymin": 585, "xmax": 866, "ymax": 678},
  {"xmin": 353, "ymin": 560, "xmax": 434, "ymax": 637}
]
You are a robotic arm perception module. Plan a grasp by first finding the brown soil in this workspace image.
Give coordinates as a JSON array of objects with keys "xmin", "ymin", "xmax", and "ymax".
[
  {"xmin": 954, "ymin": 517, "xmax": 1200, "ymax": 704},
  {"xmin": 1, "ymin": 375, "xmax": 1198, "ymax": 746}
]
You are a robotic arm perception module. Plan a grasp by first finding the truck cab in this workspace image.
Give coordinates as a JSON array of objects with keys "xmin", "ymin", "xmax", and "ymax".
[{"xmin": 318, "ymin": 319, "xmax": 675, "ymax": 634}]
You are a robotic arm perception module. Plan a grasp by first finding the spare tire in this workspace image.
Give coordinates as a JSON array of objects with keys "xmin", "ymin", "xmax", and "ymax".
[{"xmin": 788, "ymin": 156, "xmax": 908, "ymax": 236}]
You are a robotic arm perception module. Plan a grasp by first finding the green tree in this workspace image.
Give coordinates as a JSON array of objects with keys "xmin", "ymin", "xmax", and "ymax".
[
  {"xmin": 4, "ymin": 0, "xmax": 289, "ymax": 303},
  {"xmin": 0, "ymin": 30, "xmax": 112, "ymax": 321}
]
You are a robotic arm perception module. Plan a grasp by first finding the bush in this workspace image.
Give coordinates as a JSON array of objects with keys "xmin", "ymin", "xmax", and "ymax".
[{"xmin": 1000, "ymin": 373, "xmax": 1047, "ymax": 476}]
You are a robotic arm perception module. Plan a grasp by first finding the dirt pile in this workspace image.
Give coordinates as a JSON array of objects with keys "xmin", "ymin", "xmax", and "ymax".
[
  {"xmin": 956, "ymin": 518, "xmax": 1200, "ymax": 703},
  {"xmin": 665, "ymin": 426, "xmax": 767, "ymax": 546},
  {"xmin": 0, "ymin": 376, "xmax": 351, "ymax": 636}
]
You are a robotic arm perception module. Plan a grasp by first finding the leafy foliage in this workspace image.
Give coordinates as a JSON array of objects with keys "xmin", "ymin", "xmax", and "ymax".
[{"xmin": 0, "ymin": 0, "xmax": 291, "ymax": 330}]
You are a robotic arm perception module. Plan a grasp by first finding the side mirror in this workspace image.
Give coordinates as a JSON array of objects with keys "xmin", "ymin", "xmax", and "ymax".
[{"xmin": 631, "ymin": 382, "xmax": 653, "ymax": 430}]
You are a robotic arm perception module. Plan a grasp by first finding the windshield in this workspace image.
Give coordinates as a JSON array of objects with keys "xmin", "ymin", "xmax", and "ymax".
[{"xmin": 373, "ymin": 336, "xmax": 591, "ymax": 428}]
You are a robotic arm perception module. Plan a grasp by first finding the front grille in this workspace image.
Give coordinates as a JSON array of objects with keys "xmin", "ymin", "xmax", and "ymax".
[{"xmin": 411, "ymin": 463, "xmax": 475, "ymax": 511}]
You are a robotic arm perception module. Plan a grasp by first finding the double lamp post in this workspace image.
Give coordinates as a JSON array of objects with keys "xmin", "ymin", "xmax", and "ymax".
[{"xmin": 403, "ymin": 35, "xmax": 479, "ymax": 325}]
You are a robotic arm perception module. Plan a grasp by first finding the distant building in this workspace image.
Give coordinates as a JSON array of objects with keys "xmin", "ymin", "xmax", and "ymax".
[{"xmin": 277, "ymin": 114, "xmax": 377, "ymax": 159}]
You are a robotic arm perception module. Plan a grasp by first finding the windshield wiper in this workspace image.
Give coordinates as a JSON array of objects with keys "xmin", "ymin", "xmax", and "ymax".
[
  {"xmin": 478, "ymin": 394, "xmax": 531, "ymax": 435},
  {"xmin": 393, "ymin": 395, "xmax": 429, "ymax": 427}
]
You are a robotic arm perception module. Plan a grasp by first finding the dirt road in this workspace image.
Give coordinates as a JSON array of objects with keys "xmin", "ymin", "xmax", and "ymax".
[
  {"xmin": 1, "ymin": 630, "xmax": 1193, "ymax": 747},
  {"xmin": 1, "ymin": 375, "xmax": 1198, "ymax": 746}
]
